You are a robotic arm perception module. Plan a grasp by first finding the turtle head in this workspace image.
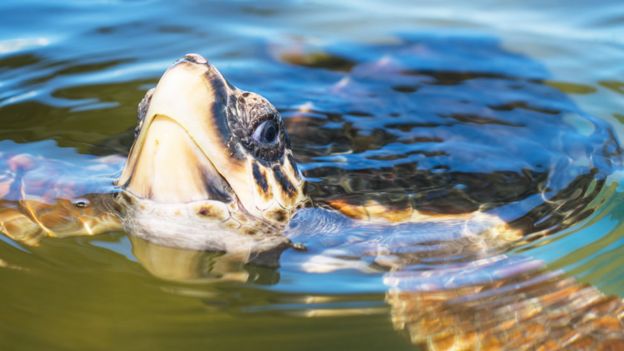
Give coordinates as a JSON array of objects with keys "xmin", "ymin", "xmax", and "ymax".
[{"xmin": 118, "ymin": 54, "xmax": 307, "ymax": 242}]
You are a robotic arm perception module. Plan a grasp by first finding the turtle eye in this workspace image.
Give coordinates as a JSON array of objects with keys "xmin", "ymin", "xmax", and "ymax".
[{"xmin": 252, "ymin": 119, "xmax": 279, "ymax": 145}]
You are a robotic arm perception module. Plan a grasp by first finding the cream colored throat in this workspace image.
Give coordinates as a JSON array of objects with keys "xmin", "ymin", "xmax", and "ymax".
[{"xmin": 124, "ymin": 115, "xmax": 229, "ymax": 203}]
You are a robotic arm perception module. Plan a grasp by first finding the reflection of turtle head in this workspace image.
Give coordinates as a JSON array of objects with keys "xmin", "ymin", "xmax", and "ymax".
[
  {"xmin": 117, "ymin": 54, "xmax": 307, "ymax": 249},
  {"xmin": 130, "ymin": 236, "xmax": 282, "ymax": 283}
]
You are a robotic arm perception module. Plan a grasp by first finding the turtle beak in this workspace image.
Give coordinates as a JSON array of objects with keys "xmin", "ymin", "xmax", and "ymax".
[{"xmin": 118, "ymin": 54, "xmax": 240, "ymax": 204}]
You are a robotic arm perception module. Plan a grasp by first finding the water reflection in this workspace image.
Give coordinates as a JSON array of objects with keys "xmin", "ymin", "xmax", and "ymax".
[
  {"xmin": 387, "ymin": 266, "xmax": 624, "ymax": 349},
  {"xmin": 1, "ymin": 33, "xmax": 623, "ymax": 349},
  {"xmin": 1, "ymin": 0, "xmax": 624, "ymax": 349},
  {"xmin": 131, "ymin": 235, "xmax": 282, "ymax": 284},
  {"xmin": 128, "ymin": 220, "xmax": 624, "ymax": 349}
]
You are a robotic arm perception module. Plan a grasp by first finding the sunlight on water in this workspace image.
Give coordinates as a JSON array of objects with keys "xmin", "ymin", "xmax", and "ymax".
[{"xmin": 1, "ymin": 0, "xmax": 623, "ymax": 350}]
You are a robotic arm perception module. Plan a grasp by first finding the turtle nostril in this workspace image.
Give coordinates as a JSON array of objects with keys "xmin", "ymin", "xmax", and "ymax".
[{"xmin": 182, "ymin": 53, "xmax": 208, "ymax": 64}]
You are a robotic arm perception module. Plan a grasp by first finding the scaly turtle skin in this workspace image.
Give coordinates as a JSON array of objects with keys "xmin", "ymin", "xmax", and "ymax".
[{"xmin": 1, "ymin": 54, "xmax": 623, "ymax": 350}]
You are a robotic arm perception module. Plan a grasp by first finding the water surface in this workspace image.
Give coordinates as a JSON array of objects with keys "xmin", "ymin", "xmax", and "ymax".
[{"xmin": 1, "ymin": 1, "xmax": 624, "ymax": 350}]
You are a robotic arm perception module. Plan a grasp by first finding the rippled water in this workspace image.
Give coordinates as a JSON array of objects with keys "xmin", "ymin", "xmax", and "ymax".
[{"xmin": 1, "ymin": 1, "xmax": 624, "ymax": 350}]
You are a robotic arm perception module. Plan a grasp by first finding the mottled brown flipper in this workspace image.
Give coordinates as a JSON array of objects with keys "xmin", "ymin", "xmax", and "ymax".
[
  {"xmin": 0, "ymin": 153, "xmax": 122, "ymax": 246},
  {"xmin": 387, "ymin": 269, "xmax": 624, "ymax": 350},
  {"xmin": 0, "ymin": 197, "xmax": 121, "ymax": 246},
  {"xmin": 325, "ymin": 199, "xmax": 624, "ymax": 350},
  {"xmin": 325, "ymin": 198, "xmax": 522, "ymax": 243}
]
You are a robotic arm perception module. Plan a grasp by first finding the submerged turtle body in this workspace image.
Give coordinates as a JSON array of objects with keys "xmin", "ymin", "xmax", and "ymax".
[
  {"xmin": 0, "ymin": 144, "xmax": 123, "ymax": 245},
  {"xmin": 1, "ymin": 54, "xmax": 623, "ymax": 349}
]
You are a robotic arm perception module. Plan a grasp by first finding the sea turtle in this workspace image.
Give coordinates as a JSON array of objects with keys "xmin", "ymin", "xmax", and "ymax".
[{"xmin": 1, "ymin": 53, "xmax": 623, "ymax": 350}]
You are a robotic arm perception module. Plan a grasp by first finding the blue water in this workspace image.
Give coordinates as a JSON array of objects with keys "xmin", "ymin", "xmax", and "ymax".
[{"xmin": 1, "ymin": 1, "xmax": 624, "ymax": 350}]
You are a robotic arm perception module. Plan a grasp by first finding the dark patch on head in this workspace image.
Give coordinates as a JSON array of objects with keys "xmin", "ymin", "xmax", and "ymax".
[
  {"xmin": 287, "ymin": 153, "xmax": 300, "ymax": 180},
  {"xmin": 135, "ymin": 88, "xmax": 154, "ymax": 138},
  {"xmin": 200, "ymin": 167, "xmax": 233, "ymax": 203},
  {"xmin": 272, "ymin": 165, "xmax": 296, "ymax": 197},
  {"xmin": 269, "ymin": 209, "xmax": 287, "ymax": 223},
  {"xmin": 120, "ymin": 191, "xmax": 135, "ymax": 205},
  {"xmin": 197, "ymin": 205, "xmax": 225, "ymax": 219},
  {"xmin": 252, "ymin": 162, "xmax": 269, "ymax": 193},
  {"xmin": 203, "ymin": 70, "xmax": 236, "ymax": 153},
  {"xmin": 297, "ymin": 199, "xmax": 313, "ymax": 209},
  {"xmin": 244, "ymin": 228, "xmax": 257, "ymax": 236}
]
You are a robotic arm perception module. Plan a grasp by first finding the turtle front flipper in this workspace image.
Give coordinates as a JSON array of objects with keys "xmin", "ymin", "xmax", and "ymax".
[
  {"xmin": 0, "ymin": 202, "xmax": 44, "ymax": 246},
  {"xmin": 0, "ymin": 197, "xmax": 122, "ymax": 246},
  {"xmin": 0, "ymin": 148, "xmax": 124, "ymax": 246},
  {"xmin": 325, "ymin": 198, "xmax": 522, "ymax": 248},
  {"xmin": 326, "ymin": 199, "xmax": 624, "ymax": 348}
]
